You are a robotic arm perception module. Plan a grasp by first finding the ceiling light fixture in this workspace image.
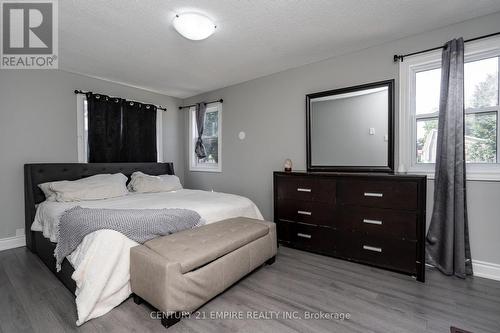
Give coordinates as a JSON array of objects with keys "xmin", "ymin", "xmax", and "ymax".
[{"xmin": 173, "ymin": 13, "xmax": 216, "ymax": 41}]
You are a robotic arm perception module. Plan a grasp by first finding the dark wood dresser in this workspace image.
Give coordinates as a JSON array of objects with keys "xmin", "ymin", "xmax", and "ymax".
[{"xmin": 274, "ymin": 171, "xmax": 427, "ymax": 282}]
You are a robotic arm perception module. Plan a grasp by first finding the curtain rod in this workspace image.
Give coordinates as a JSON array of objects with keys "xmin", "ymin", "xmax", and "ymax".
[
  {"xmin": 74, "ymin": 90, "xmax": 167, "ymax": 111},
  {"xmin": 393, "ymin": 31, "xmax": 500, "ymax": 62},
  {"xmin": 178, "ymin": 99, "xmax": 223, "ymax": 110}
]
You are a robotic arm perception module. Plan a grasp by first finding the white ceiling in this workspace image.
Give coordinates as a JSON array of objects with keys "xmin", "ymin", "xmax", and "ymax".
[{"xmin": 60, "ymin": 0, "xmax": 500, "ymax": 98}]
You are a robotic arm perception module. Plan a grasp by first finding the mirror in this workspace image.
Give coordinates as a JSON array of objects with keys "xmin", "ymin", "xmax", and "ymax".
[{"xmin": 306, "ymin": 80, "xmax": 394, "ymax": 172}]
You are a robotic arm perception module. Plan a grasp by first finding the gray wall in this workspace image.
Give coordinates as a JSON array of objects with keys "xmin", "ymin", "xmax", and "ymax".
[
  {"xmin": 311, "ymin": 90, "xmax": 388, "ymax": 166},
  {"xmin": 0, "ymin": 70, "xmax": 183, "ymax": 239},
  {"xmin": 183, "ymin": 11, "xmax": 500, "ymax": 265}
]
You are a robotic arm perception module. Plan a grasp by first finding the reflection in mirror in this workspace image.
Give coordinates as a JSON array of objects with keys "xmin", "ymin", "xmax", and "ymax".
[{"xmin": 307, "ymin": 80, "xmax": 393, "ymax": 172}]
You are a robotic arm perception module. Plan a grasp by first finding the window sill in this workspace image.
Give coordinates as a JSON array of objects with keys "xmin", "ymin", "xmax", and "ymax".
[
  {"xmin": 189, "ymin": 167, "xmax": 222, "ymax": 173},
  {"xmin": 406, "ymin": 168, "xmax": 500, "ymax": 182}
]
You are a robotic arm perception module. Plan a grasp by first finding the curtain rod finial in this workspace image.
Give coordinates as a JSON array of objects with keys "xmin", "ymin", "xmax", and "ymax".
[{"xmin": 394, "ymin": 55, "xmax": 403, "ymax": 62}]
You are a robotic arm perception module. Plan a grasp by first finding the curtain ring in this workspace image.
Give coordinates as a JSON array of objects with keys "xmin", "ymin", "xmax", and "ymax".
[
  {"xmin": 96, "ymin": 95, "xmax": 100, "ymax": 99},
  {"xmin": 130, "ymin": 102, "xmax": 134, "ymax": 106},
  {"xmin": 146, "ymin": 105, "xmax": 150, "ymax": 109}
]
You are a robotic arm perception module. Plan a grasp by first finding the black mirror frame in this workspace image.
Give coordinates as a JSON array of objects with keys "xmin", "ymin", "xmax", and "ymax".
[{"xmin": 306, "ymin": 79, "xmax": 395, "ymax": 173}]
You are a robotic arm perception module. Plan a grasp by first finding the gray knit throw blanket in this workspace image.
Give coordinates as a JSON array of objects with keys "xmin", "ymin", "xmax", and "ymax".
[{"xmin": 55, "ymin": 206, "xmax": 204, "ymax": 271}]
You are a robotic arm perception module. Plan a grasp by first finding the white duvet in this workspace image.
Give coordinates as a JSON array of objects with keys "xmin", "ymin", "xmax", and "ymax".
[{"xmin": 31, "ymin": 189, "xmax": 263, "ymax": 326}]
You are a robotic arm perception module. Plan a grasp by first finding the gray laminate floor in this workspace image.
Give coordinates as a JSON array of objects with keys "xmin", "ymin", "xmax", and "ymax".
[{"xmin": 0, "ymin": 246, "xmax": 499, "ymax": 333}]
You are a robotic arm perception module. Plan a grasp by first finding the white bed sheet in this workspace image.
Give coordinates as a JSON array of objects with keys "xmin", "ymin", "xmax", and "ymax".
[{"xmin": 31, "ymin": 189, "xmax": 263, "ymax": 325}]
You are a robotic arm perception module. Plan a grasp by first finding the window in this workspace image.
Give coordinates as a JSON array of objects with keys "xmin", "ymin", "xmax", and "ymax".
[
  {"xmin": 399, "ymin": 37, "xmax": 500, "ymax": 180},
  {"xmin": 76, "ymin": 94, "xmax": 163, "ymax": 162},
  {"xmin": 189, "ymin": 103, "xmax": 222, "ymax": 172}
]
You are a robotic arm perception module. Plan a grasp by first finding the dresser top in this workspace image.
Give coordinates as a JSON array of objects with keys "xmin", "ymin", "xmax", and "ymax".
[{"xmin": 274, "ymin": 170, "xmax": 427, "ymax": 180}]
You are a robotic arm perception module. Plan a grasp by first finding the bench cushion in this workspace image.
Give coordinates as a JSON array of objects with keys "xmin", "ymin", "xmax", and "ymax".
[{"xmin": 144, "ymin": 217, "xmax": 269, "ymax": 273}]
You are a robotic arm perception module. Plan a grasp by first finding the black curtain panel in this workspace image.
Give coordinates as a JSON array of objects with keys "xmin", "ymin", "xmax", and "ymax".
[
  {"xmin": 87, "ymin": 93, "xmax": 124, "ymax": 163},
  {"xmin": 426, "ymin": 38, "xmax": 473, "ymax": 278},
  {"xmin": 121, "ymin": 101, "xmax": 157, "ymax": 162}
]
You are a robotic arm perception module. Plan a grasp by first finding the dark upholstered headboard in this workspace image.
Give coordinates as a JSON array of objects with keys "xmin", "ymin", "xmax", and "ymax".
[{"xmin": 24, "ymin": 162, "xmax": 175, "ymax": 251}]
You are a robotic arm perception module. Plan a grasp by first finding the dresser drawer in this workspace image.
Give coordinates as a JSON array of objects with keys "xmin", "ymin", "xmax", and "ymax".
[
  {"xmin": 276, "ymin": 176, "xmax": 336, "ymax": 204},
  {"xmin": 277, "ymin": 200, "xmax": 334, "ymax": 226},
  {"xmin": 338, "ymin": 180, "xmax": 418, "ymax": 210},
  {"xmin": 337, "ymin": 207, "xmax": 417, "ymax": 240},
  {"xmin": 336, "ymin": 231, "xmax": 417, "ymax": 274},
  {"xmin": 277, "ymin": 221, "xmax": 334, "ymax": 254}
]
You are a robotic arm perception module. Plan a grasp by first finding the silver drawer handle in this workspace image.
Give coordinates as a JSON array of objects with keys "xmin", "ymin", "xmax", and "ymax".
[
  {"xmin": 297, "ymin": 233, "xmax": 312, "ymax": 239},
  {"xmin": 363, "ymin": 245, "xmax": 382, "ymax": 253},
  {"xmin": 297, "ymin": 188, "xmax": 311, "ymax": 192},
  {"xmin": 364, "ymin": 192, "xmax": 383, "ymax": 198},
  {"xmin": 363, "ymin": 219, "xmax": 383, "ymax": 225},
  {"xmin": 297, "ymin": 210, "xmax": 312, "ymax": 216}
]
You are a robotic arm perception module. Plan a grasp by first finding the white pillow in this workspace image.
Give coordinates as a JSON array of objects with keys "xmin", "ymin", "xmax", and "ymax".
[
  {"xmin": 39, "ymin": 173, "xmax": 128, "ymax": 202},
  {"xmin": 128, "ymin": 171, "xmax": 183, "ymax": 193},
  {"xmin": 38, "ymin": 182, "xmax": 57, "ymax": 201}
]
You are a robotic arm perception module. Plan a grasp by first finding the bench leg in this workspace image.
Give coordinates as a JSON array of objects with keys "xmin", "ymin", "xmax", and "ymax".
[
  {"xmin": 161, "ymin": 313, "xmax": 182, "ymax": 328},
  {"xmin": 132, "ymin": 294, "xmax": 142, "ymax": 305},
  {"xmin": 266, "ymin": 256, "xmax": 276, "ymax": 265}
]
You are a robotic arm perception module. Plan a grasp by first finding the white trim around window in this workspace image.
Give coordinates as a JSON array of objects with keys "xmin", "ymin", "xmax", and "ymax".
[
  {"xmin": 399, "ymin": 36, "xmax": 500, "ymax": 181},
  {"xmin": 156, "ymin": 109, "xmax": 163, "ymax": 162},
  {"xmin": 76, "ymin": 94, "xmax": 88, "ymax": 163},
  {"xmin": 189, "ymin": 102, "xmax": 222, "ymax": 172}
]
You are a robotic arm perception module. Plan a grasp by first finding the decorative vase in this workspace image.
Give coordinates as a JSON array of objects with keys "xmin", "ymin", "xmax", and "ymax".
[{"xmin": 284, "ymin": 159, "xmax": 292, "ymax": 172}]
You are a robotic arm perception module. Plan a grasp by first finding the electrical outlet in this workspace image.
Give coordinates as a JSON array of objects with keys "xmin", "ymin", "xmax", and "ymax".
[{"xmin": 369, "ymin": 128, "xmax": 375, "ymax": 135}]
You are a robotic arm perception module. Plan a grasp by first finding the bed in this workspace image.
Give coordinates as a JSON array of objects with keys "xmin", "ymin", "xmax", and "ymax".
[{"xmin": 24, "ymin": 163, "xmax": 263, "ymax": 325}]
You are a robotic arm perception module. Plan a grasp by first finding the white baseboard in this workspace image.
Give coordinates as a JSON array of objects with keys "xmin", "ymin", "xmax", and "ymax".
[
  {"xmin": 0, "ymin": 235, "xmax": 26, "ymax": 252},
  {"xmin": 473, "ymin": 260, "xmax": 500, "ymax": 281}
]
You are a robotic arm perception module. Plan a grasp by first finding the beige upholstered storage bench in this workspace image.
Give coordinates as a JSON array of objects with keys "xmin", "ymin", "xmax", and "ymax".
[{"xmin": 130, "ymin": 217, "xmax": 277, "ymax": 328}]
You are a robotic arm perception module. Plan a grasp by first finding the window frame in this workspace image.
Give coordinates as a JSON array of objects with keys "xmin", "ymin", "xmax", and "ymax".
[
  {"xmin": 188, "ymin": 102, "xmax": 222, "ymax": 173},
  {"xmin": 76, "ymin": 95, "xmax": 164, "ymax": 163},
  {"xmin": 399, "ymin": 36, "xmax": 500, "ymax": 181}
]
